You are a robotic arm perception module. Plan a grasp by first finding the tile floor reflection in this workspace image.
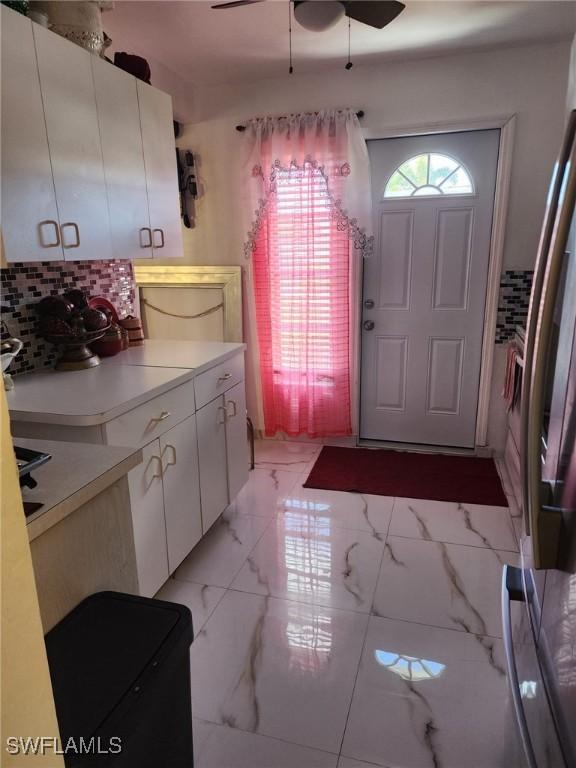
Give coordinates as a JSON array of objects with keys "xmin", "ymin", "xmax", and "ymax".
[{"xmin": 160, "ymin": 440, "xmax": 517, "ymax": 767}]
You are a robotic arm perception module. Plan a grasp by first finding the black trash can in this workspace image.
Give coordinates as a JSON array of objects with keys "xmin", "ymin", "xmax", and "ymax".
[{"xmin": 45, "ymin": 591, "xmax": 194, "ymax": 768}]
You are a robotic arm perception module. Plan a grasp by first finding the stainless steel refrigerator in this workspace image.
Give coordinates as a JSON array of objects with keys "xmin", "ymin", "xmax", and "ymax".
[{"xmin": 503, "ymin": 109, "xmax": 576, "ymax": 768}]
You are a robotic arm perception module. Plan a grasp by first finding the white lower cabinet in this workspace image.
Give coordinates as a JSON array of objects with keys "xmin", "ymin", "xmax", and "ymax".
[
  {"xmin": 225, "ymin": 381, "xmax": 249, "ymax": 500},
  {"xmin": 160, "ymin": 414, "xmax": 203, "ymax": 573},
  {"xmin": 196, "ymin": 396, "xmax": 229, "ymax": 533},
  {"xmin": 128, "ymin": 439, "xmax": 169, "ymax": 598},
  {"xmin": 11, "ymin": 352, "xmax": 249, "ymax": 598},
  {"xmin": 196, "ymin": 380, "xmax": 249, "ymax": 533}
]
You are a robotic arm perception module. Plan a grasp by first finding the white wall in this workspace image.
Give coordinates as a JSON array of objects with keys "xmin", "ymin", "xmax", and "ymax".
[
  {"xmin": 160, "ymin": 40, "xmax": 570, "ymax": 275},
  {"xmin": 143, "ymin": 40, "xmax": 572, "ymax": 451}
]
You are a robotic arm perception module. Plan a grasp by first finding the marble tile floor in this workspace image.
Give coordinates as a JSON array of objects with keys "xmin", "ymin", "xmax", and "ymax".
[{"xmin": 158, "ymin": 440, "xmax": 521, "ymax": 768}]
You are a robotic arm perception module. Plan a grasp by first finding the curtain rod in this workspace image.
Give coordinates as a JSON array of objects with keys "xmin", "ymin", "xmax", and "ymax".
[{"xmin": 235, "ymin": 110, "xmax": 364, "ymax": 132}]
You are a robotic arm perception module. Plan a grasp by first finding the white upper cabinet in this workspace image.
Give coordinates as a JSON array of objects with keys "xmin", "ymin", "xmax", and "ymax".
[
  {"xmin": 1, "ymin": 8, "xmax": 62, "ymax": 262},
  {"xmin": 91, "ymin": 57, "xmax": 153, "ymax": 260},
  {"xmin": 137, "ymin": 81, "xmax": 183, "ymax": 259},
  {"xmin": 1, "ymin": 13, "xmax": 182, "ymax": 264},
  {"xmin": 32, "ymin": 23, "xmax": 112, "ymax": 261}
]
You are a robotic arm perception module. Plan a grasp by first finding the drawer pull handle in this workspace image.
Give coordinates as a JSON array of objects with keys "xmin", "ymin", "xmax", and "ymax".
[
  {"xmin": 226, "ymin": 399, "xmax": 237, "ymax": 418},
  {"xmin": 218, "ymin": 373, "xmax": 232, "ymax": 383},
  {"xmin": 161, "ymin": 443, "xmax": 177, "ymax": 469},
  {"xmin": 217, "ymin": 405, "xmax": 228, "ymax": 424},
  {"xmin": 150, "ymin": 410, "xmax": 171, "ymax": 424}
]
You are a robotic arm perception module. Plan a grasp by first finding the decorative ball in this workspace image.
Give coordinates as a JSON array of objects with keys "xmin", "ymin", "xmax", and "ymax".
[
  {"xmin": 82, "ymin": 308, "xmax": 108, "ymax": 331},
  {"xmin": 37, "ymin": 295, "xmax": 74, "ymax": 320},
  {"xmin": 63, "ymin": 289, "xmax": 89, "ymax": 311}
]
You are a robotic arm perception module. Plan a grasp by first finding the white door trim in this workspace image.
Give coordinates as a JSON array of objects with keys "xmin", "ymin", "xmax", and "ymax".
[{"xmin": 358, "ymin": 115, "xmax": 516, "ymax": 448}]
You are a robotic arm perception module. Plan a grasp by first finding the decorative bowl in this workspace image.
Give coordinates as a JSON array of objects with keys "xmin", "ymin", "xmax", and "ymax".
[{"xmin": 43, "ymin": 326, "xmax": 110, "ymax": 371}]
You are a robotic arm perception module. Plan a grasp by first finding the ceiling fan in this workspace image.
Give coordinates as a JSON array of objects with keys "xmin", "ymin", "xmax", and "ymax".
[{"xmin": 210, "ymin": 1, "xmax": 406, "ymax": 32}]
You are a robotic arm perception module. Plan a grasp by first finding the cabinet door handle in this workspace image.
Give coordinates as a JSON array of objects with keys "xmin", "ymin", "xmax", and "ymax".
[
  {"xmin": 161, "ymin": 443, "xmax": 177, "ymax": 469},
  {"xmin": 145, "ymin": 455, "xmax": 163, "ymax": 488},
  {"xmin": 218, "ymin": 373, "xmax": 232, "ymax": 383},
  {"xmin": 217, "ymin": 405, "xmax": 228, "ymax": 424},
  {"xmin": 226, "ymin": 399, "xmax": 237, "ymax": 418},
  {"xmin": 153, "ymin": 228, "xmax": 165, "ymax": 248},
  {"xmin": 61, "ymin": 222, "xmax": 80, "ymax": 249},
  {"xmin": 38, "ymin": 220, "xmax": 61, "ymax": 248},
  {"xmin": 150, "ymin": 410, "xmax": 171, "ymax": 425},
  {"xmin": 139, "ymin": 227, "xmax": 153, "ymax": 248}
]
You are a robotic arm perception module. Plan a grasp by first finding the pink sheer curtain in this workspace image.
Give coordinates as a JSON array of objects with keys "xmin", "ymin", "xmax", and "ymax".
[{"xmin": 248, "ymin": 112, "xmax": 356, "ymax": 437}]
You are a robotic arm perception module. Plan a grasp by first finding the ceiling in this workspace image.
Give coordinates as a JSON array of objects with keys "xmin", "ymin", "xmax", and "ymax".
[{"xmin": 104, "ymin": 1, "xmax": 576, "ymax": 86}]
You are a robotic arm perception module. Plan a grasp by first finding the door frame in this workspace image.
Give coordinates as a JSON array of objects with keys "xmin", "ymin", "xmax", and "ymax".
[{"xmin": 357, "ymin": 114, "xmax": 516, "ymax": 449}]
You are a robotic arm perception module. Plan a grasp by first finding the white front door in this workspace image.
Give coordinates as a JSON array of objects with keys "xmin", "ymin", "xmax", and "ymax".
[{"xmin": 360, "ymin": 130, "xmax": 500, "ymax": 447}]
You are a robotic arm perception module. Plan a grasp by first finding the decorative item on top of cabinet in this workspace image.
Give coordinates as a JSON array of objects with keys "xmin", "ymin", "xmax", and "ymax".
[{"xmin": 29, "ymin": 1, "xmax": 114, "ymax": 55}]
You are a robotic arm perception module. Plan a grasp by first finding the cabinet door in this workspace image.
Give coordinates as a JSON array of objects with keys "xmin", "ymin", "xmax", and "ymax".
[
  {"xmin": 127, "ymin": 439, "xmax": 169, "ymax": 597},
  {"xmin": 136, "ymin": 80, "xmax": 183, "ymax": 259},
  {"xmin": 225, "ymin": 381, "xmax": 249, "ymax": 500},
  {"xmin": 91, "ymin": 57, "xmax": 152, "ymax": 260},
  {"xmin": 33, "ymin": 23, "xmax": 111, "ymax": 261},
  {"xmin": 196, "ymin": 396, "xmax": 229, "ymax": 533},
  {"xmin": 160, "ymin": 414, "xmax": 202, "ymax": 573},
  {"xmin": 1, "ymin": 8, "xmax": 62, "ymax": 262}
]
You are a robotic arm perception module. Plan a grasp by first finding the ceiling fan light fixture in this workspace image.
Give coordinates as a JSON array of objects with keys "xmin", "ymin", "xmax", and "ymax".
[{"xmin": 293, "ymin": 1, "xmax": 345, "ymax": 32}]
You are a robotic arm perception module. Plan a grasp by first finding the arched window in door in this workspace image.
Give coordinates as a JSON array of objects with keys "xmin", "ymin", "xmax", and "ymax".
[{"xmin": 384, "ymin": 153, "xmax": 474, "ymax": 198}]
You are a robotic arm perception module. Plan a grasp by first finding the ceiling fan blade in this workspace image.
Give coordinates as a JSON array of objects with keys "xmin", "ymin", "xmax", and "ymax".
[
  {"xmin": 344, "ymin": 0, "xmax": 405, "ymax": 29},
  {"xmin": 211, "ymin": 0, "xmax": 265, "ymax": 8}
]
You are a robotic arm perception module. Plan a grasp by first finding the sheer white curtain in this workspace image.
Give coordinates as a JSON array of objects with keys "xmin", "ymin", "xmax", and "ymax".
[{"xmin": 242, "ymin": 109, "xmax": 372, "ymax": 436}]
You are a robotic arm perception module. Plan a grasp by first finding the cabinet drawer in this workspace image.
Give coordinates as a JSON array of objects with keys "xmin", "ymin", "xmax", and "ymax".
[
  {"xmin": 105, "ymin": 379, "xmax": 195, "ymax": 448},
  {"xmin": 194, "ymin": 353, "xmax": 245, "ymax": 410}
]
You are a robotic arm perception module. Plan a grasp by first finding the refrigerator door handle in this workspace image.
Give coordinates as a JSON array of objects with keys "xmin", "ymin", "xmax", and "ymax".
[
  {"xmin": 521, "ymin": 111, "xmax": 576, "ymax": 546},
  {"xmin": 502, "ymin": 565, "xmax": 538, "ymax": 768},
  {"xmin": 523, "ymin": 134, "xmax": 576, "ymax": 569}
]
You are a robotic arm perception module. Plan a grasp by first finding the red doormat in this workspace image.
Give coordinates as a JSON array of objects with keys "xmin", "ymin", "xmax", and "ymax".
[{"xmin": 303, "ymin": 446, "xmax": 508, "ymax": 506}]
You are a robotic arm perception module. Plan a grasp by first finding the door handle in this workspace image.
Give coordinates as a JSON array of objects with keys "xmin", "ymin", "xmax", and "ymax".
[
  {"xmin": 153, "ymin": 228, "xmax": 165, "ymax": 248},
  {"xmin": 217, "ymin": 405, "xmax": 228, "ymax": 424},
  {"xmin": 218, "ymin": 373, "xmax": 232, "ymax": 383},
  {"xmin": 363, "ymin": 320, "xmax": 375, "ymax": 331},
  {"xmin": 139, "ymin": 227, "xmax": 153, "ymax": 248},
  {"xmin": 501, "ymin": 566, "xmax": 538, "ymax": 768},
  {"xmin": 38, "ymin": 220, "xmax": 61, "ymax": 248},
  {"xmin": 523, "ymin": 137, "xmax": 576, "ymax": 568},
  {"xmin": 61, "ymin": 222, "xmax": 80, "ymax": 249},
  {"xmin": 364, "ymin": 299, "xmax": 375, "ymax": 309},
  {"xmin": 226, "ymin": 399, "xmax": 237, "ymax": 418}
]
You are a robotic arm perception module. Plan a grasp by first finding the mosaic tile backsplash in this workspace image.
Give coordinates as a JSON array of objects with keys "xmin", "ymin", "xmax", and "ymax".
[
  {"xmin": 0, "ymin": 260, "xmax": 533, "ymax": 375},
  {"xmin": 1, "ymin": 260, "xmax": 136, "ymax": 375},
  {"xmin": 496, "ymin": 269, "xmax": 534, "ymax": 344}
]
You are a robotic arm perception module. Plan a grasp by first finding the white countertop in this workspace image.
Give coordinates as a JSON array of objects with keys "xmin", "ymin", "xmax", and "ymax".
[
  {"xmin": 8, "ymin": 340, "xmax": 245, "ymax": 427},
  {"xmin": 7, "ymin": 364, "xmax": 196, "ymax": 426},
  {"xmin": 17, "ymin": 437, "xmax": 142, "ymax": 541},
  {"xmin": 101, "ymin": 340, "xmax": 245, "ymax": 373}
]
